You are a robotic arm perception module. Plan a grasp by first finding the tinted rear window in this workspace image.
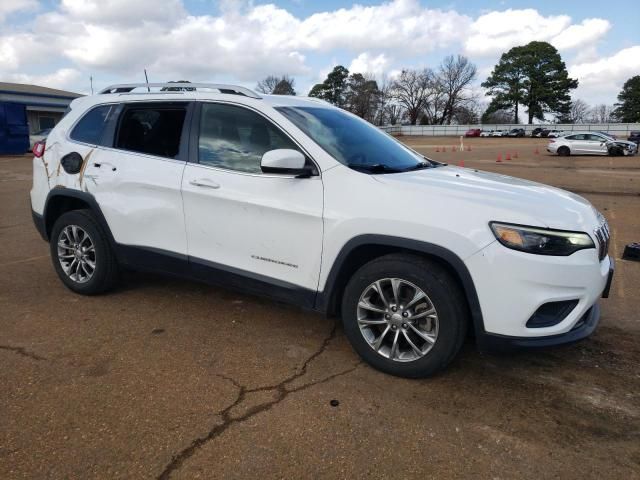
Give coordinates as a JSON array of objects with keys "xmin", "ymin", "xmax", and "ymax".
[
  {"xmin": 115, "ymin": 104, "xmax": 187, "ymax": 159},
  {"xmin": 70, "ymin": 105, "xmax": 115, "ymax": 145}
]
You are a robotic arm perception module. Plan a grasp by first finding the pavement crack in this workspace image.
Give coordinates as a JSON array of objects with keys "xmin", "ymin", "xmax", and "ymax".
[
  {"xmin": 157, "ymin": 321, "xmax": 359, "ymax": 480},
  {"xmin": 0, "ymin": 345, "xmax": 46, "ymax": 361}
]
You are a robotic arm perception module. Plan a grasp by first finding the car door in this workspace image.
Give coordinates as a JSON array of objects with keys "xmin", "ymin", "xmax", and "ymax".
[
  {"xmin": 81, "ymin": 101, "xmax": 192, "ymax": 258},
  {"xmin": 564, "ymin": 134, "xmax": 586, "ymax": 153},
  {"xmin": 584, "ymin": 133, "xmax": 608, "ymax": 154},
  {"xmin": 181, "ymin": 101, "xmax": 324, "ymax": 305}
]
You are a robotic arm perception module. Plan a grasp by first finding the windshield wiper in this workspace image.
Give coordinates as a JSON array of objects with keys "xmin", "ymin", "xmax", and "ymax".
[
  {"xmin": 346, "ymin": 163, "xmax": 404, "ymax": 174},
  {"xmin": 405, "ymin": 161, "xmax": 432, "ymax": 171}
]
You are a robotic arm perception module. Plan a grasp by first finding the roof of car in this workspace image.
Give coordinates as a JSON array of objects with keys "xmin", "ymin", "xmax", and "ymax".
[{"xmin": 70, "ymin": 88, "xmax": 334, "ymax": 112}]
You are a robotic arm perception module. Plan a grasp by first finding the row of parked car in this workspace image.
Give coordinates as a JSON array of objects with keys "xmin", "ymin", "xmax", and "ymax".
[
  {"xmin": 465, "ymin": 128, "xmax": 562, "ymax": 138},
  {"xmin": 465, "ymin": 128, "xmax": 640, "ymax": 145}
]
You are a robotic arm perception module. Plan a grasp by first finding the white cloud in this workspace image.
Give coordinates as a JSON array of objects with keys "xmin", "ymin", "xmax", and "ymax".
[
  {"xmin": 1, "ymin": 68, "xmax": 82, "ymax": 90},
  {"xmin": 551, "ymin": 18, "xmax": 610, "ymax": 50},
  {"xmin": 570, "ymin": 46, "xmax": 640, "ymax": 103},
  {"xmin": 60, "ymin": 0, "xmax": 185, "ymax": 26},
  {"xmin": 0, "ymin": 0, "xmax": 627, "ymax": 103},
  {"xmin": 0, "ymin": 0, "xmax": 38, "ymax": 22},
  {"xmin": 465, "ymin": 9, "xmax": 610, "ymax": 56},
  {"xmin": 349, "ymin": 53, "xmax": 390, "ymax": 76}
]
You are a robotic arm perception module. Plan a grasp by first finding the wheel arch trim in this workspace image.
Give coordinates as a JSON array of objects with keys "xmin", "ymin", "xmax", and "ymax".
[
  {"xmin": 316, "ymin": 234, "xmax": 485, "ymax": 335},
  {"xmin": 43, "ymin": 188, "xmax": 118, "ymax": 253}
]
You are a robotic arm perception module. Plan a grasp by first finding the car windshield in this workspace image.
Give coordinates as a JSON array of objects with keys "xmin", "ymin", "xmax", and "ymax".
[{"xmin": 276, "ymin": 106, "xmax": 434, "ymax": 173}]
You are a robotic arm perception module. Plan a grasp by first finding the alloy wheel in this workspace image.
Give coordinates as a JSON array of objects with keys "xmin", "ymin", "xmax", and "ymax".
[
  {"xmin": 356, "ymin": 278, "xmax": 439, "ymax": 362},
  {"xmin": 57, "ymin": 225, "xmax": 96, "ymax": 283}
]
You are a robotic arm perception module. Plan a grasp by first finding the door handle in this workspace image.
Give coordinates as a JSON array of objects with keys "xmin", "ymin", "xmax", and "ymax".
[
  {"xmin": 189, "ymin": 178, "xmax": 220, "ymax": 189},
  {"xmin": 93, "ymin": 162, "xmax": 117, "ymax": 171}
]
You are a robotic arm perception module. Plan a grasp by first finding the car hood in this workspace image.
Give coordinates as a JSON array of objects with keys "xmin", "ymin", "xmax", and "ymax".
[{"xmin": 374, "ymin": 165, "xmax": 600, "ymax": 231}]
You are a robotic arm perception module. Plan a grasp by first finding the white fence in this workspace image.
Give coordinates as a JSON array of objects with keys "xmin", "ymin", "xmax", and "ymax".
[{"xmin": 380, "ymin": 123, "xmax": 640, "ymax": 137}]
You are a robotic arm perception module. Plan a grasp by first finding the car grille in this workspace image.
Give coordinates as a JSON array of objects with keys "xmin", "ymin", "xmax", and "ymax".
[{"xmin": 594, "ymin": 218, "xmax": 610, "ymax": 261}]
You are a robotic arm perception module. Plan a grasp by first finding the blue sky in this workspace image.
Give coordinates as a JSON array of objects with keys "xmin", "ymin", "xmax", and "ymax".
[{"xmin": 1, "ymin": 0, "xmax": 638, "ymax": 107}]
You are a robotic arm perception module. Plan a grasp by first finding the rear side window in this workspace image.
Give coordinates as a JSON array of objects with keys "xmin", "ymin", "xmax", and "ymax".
[
  {"xmin": 70, "ymin": 105, "xmax": 115, "ymax": 145},
  {"xmin": 115, "ymin": 104, "xmax": 187, "ymax": 159}
]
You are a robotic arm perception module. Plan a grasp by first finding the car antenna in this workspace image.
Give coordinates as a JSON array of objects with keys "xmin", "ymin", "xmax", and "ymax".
[{"xmin": 144, "ymin": 69, "xmax": 150, "ymax": 92}]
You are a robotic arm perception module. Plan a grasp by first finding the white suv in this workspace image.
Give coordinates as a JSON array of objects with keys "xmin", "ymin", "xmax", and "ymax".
[{"xmin": 30, "ymin": 83, "xmax": 614, "ymax": 378}]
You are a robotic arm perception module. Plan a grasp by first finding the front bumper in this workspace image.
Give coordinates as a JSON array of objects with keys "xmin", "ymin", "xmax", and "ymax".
[
  {"xmin": 465, "ymin": 240, "xmax": 611, "ymax": 342},
  {"xmin": 477, "ymin": 303, "xmax": 600, "ymax": 351}
]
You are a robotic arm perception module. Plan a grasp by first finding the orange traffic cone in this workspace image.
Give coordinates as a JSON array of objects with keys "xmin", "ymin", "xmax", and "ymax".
[
  {"xmin": 496, "ymin": 153, "xmax": 502, "ymax": 163},
  {"xmin": 534, "ymin": 147, "xmax": 540, "ymax": 155},
  {"xmin": 506, "ymin": 152, "xmax": 511, "ymax": 161},
  {"xmin": 436, "ymin": 146, "xmax": 440, "ymax": 152},
  {"xmin": 458, "ymin": 159, "xmax": 465, "ymax": 167}
]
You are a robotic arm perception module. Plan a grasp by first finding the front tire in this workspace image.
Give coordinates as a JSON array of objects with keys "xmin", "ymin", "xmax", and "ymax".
[
  {"xmin": 50, "ymin": 209, "xmax": 119, "ymax": 295},
  {"xmin": 341, "ymin": 254, "xmax": 467, "ymax": 378},
  {"xmin": 557, "ymin": 146, "xmax": 570, "ymax": 156}
]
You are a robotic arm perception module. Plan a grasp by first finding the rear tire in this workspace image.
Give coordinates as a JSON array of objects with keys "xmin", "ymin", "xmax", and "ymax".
[
  {"xmin": 557, "ymin": 146, "xmax": 570, "ymax": 156},
  {"xmin": 50, "ymin": 209, "xmax": 119, "ymax": 295},
  {"xmin": 341, "ymin": 254, "xmax": 467, "ymax": 378}
]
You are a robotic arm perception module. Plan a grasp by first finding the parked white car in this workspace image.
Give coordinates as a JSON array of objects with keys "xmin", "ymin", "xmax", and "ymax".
[
  {"xmin": 30, "ymin": 83, "xmax": 613, "ymax": 378},
  {"xmin": 29, "ymin": 128, "xmax": 52, "ymax": 151},
  {"xmin": 546, "ymin": 130, "xmax": 564, "ymax": 138},
  {"xmin": 548, "ymin": 132, "xmax": 638, "ymax": 156},
  {"xmin": 490, "ymin": 130, "xmax": 505, "ymax": 137},
  {"xmin": 480, "ymin": 130, "xmax": 493, "ymax": 137}
]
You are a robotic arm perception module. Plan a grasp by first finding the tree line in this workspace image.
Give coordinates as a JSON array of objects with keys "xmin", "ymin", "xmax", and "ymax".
[{"xmin": 255, "ymin": 41, "xmax": 640, "ymax": 125}]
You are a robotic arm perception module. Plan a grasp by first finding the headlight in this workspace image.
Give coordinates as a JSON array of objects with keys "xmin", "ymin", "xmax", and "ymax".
[{"xmin": 489, "ymin": 222, "xmax": 594, "ymax": 256}]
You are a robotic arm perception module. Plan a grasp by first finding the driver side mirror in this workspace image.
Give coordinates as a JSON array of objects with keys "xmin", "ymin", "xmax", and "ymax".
[{"xmin": 261, "ymin": 149, "xmax": 314, "ymax": 177}]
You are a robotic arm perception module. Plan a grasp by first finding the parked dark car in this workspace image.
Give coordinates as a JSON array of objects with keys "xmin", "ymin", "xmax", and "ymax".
[
  {"xmin": 531, "ymin": 127, "xmax": 544, "ymax": 137},
  {"xmin": 628, "ymin": 131, "xmax": 640, "ymax": 145},
  {"xmin": 507, "ymin": 128, "xmax": 525, "ymax": 137},
  {"xmin": 465, "ymin": 128, "xmax": 481, "ymax": 137}
]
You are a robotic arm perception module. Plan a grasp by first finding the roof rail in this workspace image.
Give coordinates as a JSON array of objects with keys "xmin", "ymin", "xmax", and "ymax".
[{"xmin": 98, "ymin": 83, "xmax": 261, "ymax": 99}]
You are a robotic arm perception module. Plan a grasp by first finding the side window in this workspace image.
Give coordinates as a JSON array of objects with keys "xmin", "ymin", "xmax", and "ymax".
[
  {"xmin": 70, "ymin": 105, "xmax": 115, "ymax": 145},
  {"xmin": 115, "ymin": 104, "xmax": 187, "ymax": 159},
  {"xmin": 586, "ymin": 134, "xmax": 604, "ymax": 142},
  {"xmin": 198, "ymin": 103, "xmax": 300, "ymax": 173}
]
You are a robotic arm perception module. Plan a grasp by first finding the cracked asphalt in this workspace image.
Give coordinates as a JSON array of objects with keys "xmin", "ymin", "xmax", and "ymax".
[{"xmin": 2, "ymin": 137, "xmax": 640, "ymax": 479}]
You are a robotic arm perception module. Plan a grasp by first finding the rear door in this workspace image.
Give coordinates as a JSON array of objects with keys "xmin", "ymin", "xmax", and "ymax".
[
  {"xmin": 181, "ymin": 101, "xmax": 324, "ymax": 303},
  {"xmin": 81, "ymin": 101, "xmax": 192, "ymax": 257}
]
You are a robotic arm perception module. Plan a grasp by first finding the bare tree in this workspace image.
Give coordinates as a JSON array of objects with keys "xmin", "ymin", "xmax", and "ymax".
[
  {"xmin": 385, "ymin": 104, "xmax": 404, "ymax": 126},
  {"xmin": 374, "ymin": 77, "xmax": 393, "ymax": 125},
  {"xmin": 256, "ymin": 75, "xmax": 296, "ymax": 95},
  {"xmin": 390, "ymin": 69, "xmax": 431, "ymax": 125},
  {"xmin": 565, "ymin": 99, "xmax": 590, "ymax": 123},
  {"xmin": 452, "ymin": 101, "xmax": 481, "ymax": 124},
  {"xmin": 589, "ymin": 104, "xmax": 616, "ymax": 123},
  {"xmin": 436, "ymin": 55, "xmax": 477, "ymax": 124}
]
